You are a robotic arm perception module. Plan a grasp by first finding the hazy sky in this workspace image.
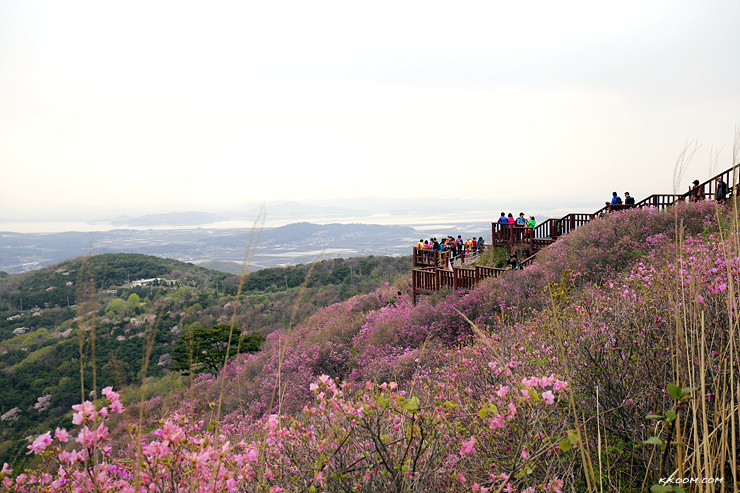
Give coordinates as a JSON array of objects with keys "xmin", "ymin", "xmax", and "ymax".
[{"xmin": 1, "ymin": 1, "xmax": 738, "ymax": 227}]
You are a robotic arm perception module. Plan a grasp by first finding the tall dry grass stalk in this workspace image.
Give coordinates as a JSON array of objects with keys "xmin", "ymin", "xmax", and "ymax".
[
  {"xmin": 546, "ymin": 281, "xmax": 598, "ymax": 493},
  {"xmin": 658, "ymin": 146, "xmax": 740, "ymax": 490},
  {"xmin": 214, "ymin": 205, "xmax": 265, "ymax": 426},
  {"xmin": 74, "ymin": 254, "xmax": 101, "ymax": 488}
]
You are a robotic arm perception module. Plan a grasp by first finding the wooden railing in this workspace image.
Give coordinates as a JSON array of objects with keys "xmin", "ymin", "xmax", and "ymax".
[
  {"xmin": 676, "ymin": 164, "xmax": 740, "ymax": 202},
  {"xmin": 491, "ymin": 223, "xmax": 532, "ymax": 246},
  {"xmin": 412, "ymin": 265, "xmax": 507, "ymax": 304},
  {"xmin": 412, "ymin": 248, "xmax": 451, "ymax": 268}
]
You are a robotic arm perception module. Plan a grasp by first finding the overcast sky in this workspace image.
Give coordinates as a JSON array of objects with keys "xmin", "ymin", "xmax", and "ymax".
[{"xmin": 1, "ymin": 1, "xmax": 738, "ymax": 229}]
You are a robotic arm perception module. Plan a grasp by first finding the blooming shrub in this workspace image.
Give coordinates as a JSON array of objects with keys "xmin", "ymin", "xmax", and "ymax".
[{"xmin": 4, "ymin": 200, "xmax": 738, "ymax": 490}]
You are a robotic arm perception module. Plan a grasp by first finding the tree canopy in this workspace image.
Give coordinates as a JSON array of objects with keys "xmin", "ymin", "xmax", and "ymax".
[{"xmin": 171, "ymin": 323, "xmax": 265, "ymax": 376}]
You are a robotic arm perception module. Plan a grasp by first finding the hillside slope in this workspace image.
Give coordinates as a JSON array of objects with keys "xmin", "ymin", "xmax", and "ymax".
[
  {"xmin": 2, "ymin": 200, "xmax": 737, "ymax": 491},
  {"xmin": 0, "ymin": 253, "xmax": 410, "ymax": 466}
]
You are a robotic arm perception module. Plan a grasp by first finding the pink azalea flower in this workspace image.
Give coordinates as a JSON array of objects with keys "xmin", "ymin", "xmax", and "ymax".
[
  {"xmin": 245, "ymin": 447, "xmax": 258, "ymax": 462},
  {"xmin": 75, "ymin": 427, "xmax": 95, "ymax": 447},
  {"xmin": 460, "ymin": 436, "xmax": 476, "ymax": 455},
  {"xmin": 109, "ymin": 399, "xmax": 124, "ymax": 414},
  {"xmin": 55, "ymin": 428, "xmax": 69, "ymax": 443},
  {"xmin": 553, "ymin": 380, "xmax": 568, "ymax": 392},
  {"xmin": 540, "ymin": 374, "xmax": 556, "ymax": 387},
  {"xmin": 495, "ymin": 386, "xmax": 509, "ymax": 398},
  {"xmin": 266, "ymin": 414, "xmax": 279, "ymax": 432},
  {"xmin": 71, "ymin": 401, "xmax": 96, "ymax": 424},
  {"xmin": 59, "ymin": 449, "xmax": 80, "ymax": 464},
  {"xmin": 549, "ymin": 478, "xmax": 564, "ymax": 493},
  {"xmin": 28, "ymin": 432, "xmax": 53, "ymax": 454},
  {"xmin": 489, "ymin": 415, "xmax": 505, "ymax": 429},
  {"xmin": 521, "ymin": 447, "xmax": 529, "ymax": 460},
  {"xmin": 161, "ymin": 421, "xmax": 184, "ymax": 443},
  {"xmin": 542, "ymin": 390, "xmax": 555, "ymax": 405}
]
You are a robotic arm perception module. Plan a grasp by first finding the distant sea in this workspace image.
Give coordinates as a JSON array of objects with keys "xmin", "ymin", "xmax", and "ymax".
[{"xmin": 0, "ymin": 208, "xmax": 582, "ymax": 235}]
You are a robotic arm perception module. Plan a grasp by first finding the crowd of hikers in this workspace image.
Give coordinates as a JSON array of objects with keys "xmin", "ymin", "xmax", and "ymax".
[{"xmin": 415, "ymin": 235, "xmax": 485, "ymax": 260}]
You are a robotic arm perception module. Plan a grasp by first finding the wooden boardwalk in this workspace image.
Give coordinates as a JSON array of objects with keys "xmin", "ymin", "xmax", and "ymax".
[{"xmin": 411, "ymin": 163, "xmax": 740, "ymax": 304}]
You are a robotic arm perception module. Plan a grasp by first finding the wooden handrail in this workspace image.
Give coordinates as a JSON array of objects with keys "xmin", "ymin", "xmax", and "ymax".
[{"xmin": 412, "ymin": 248, "xmax": 452, "ymax": 268}]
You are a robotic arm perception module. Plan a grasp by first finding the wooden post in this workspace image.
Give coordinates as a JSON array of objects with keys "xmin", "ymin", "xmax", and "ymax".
[{"xmin": 412, "ymin": 270, "xmax": 417, "ymax": 305}]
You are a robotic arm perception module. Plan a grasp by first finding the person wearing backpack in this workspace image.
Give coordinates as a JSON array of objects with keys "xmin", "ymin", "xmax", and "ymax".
[{"xmin": 606, "ymin": 192, "xmax": 622, "ymax": 208}]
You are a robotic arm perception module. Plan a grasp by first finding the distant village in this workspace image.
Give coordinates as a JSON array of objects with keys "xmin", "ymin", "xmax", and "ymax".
[{"xmin": 129, "ymin": 277, "xmax": 178, "ymax": 288}]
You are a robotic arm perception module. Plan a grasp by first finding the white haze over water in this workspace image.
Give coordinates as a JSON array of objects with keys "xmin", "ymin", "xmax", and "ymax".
[
  {"xmin": 0, "ymin": 212, "xmax": 496, "ymax": 234},
  {"xmin": 0, "ymin": 205, "xmax": 597, "ymax": 234}
]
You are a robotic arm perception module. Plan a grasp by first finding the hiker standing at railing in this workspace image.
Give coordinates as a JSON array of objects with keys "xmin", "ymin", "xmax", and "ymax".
[
  {"xmin": 515, "ymin": 213, "xmax": 527, "ymax": 242},
  {"xmin": 526, "ymin": 215, "xmax": 536, "ymax": 237},
  {"xmin": 606, "ymin": 192, "xmax": 622, "ymax": 207},
  {"xmin": 477, "ymin": 236, "xmax": 485, "ymax": 253},
  {"xmin": 688, "ymin": 180, "xmax": 705, "ymax": 202},
  {"xmin": 716, "ymin": 177, "xmax": 729, "ymax": 203},
  {"xmin": 624, "ymin": 192, "xmax": 635, "ymax": 205},
  {"xmin": 497, "ymin": 212, "xmax": 508, "ymax": 225},
  {"xmin": 515, "ymin": 213, "xmax": 527, "ymax": 227}
]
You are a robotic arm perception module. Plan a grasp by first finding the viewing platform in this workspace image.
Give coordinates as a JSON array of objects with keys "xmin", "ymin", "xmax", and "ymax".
[{"xmin": 411, "ymin": 163, "xmax": 740, "ymax": 304}]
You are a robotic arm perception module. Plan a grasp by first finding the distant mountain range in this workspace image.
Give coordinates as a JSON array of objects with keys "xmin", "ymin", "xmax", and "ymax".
[
  {"xmin": 0, "ymin": 222, "xmax": 426, "ymax": 274},
  {"xmin": 1, "ymin": 197, "xmax": 510, "ymax": 274},
  {"xmin": 108, "ymin": 202, "xmax": 377, "ymax": 227}
]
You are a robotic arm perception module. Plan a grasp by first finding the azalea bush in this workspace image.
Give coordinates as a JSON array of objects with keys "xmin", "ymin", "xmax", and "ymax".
[
  {"xmin": 3, "ymin": 364, "xmax": 573, "ymax": 492},
  {"xmin": 3, "ymin": 200, "xmax": 739, "ymax": 491}
]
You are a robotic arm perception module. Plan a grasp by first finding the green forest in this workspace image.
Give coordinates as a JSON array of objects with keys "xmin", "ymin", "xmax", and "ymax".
[{"xmin": 0, "ymin": 252, "xmax": 410, "ymax": 465}]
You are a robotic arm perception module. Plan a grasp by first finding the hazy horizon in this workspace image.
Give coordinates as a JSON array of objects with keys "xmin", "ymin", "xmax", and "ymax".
[{"xmin": 0, "ymin": 194, "xmax": 610, "ymax": 234}]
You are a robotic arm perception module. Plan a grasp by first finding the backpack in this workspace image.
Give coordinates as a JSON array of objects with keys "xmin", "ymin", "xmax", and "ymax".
[{"xmin": 616, "ymin": 197, "xmax": 623, "ymax": 205}]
